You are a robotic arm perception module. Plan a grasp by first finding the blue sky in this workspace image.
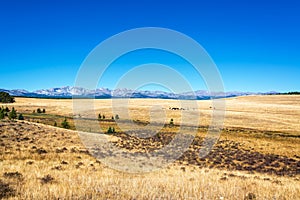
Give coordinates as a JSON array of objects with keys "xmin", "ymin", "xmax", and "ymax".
[{"xmin": 0, "ymin": 0, "xmax": 299, "ymax": 92}]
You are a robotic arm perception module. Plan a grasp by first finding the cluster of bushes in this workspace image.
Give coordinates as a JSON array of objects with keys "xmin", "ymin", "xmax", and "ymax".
[
  {"xmin": 33, "ymin": 108, "xmax": 46, "ymax": 113},
  {"xmin": 0, "ymin": 92, "xmax": 15, "ymax": 103},
  {"xmin": 0, "ymin": 106, "xmax": 23, "ymax": 120},
  {"xmin": 98, "ymin": 113, "xmax": 106, "ymax": 120},
  {"xmin": 98, "ymin": 113, "xmax": 119, "ymax": 120},
  {"xmin": 97, "ymin": 113, "xmax": 119, "ymax": 134},
  {"xmin": 53, "ymin": 118, "xmax": 70, "ymax": 129}
]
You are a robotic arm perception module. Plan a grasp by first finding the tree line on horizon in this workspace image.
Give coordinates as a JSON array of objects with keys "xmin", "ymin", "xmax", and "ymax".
[
  {"xmin": 0, "ymin": 92, "xmax": 15, "ymax": 103},
  {"xmin": 281, "ymin": 91, "xmax": 300, "ymax": 95}
]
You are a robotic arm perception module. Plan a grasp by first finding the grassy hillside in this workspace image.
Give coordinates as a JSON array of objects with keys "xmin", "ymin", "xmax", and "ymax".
[
  {"xmin": 0, "ymin": 95, "xmax": 299, "ymax": 199},
  {"xmin": 0, "ymin": 121, "xmax": 299, "ymax": 199}
]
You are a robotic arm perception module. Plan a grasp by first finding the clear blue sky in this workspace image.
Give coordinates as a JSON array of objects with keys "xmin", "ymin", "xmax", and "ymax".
[{"xmin": 0, "ymin": 0, "xmax": 299, "ymax": 92}]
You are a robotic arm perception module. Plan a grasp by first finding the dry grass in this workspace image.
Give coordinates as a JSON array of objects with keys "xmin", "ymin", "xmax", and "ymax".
[
  {"xmin": 8, "ymin": 95, "xmax": 300, "ymax": 133},
  {"xmin": 0, "ymin": 95, "xmax": 300, "ymax": 199},
  {"xmin": 0, "ymin": 121, "xmax": 299, "ymax": 199},
  {"xmin": 7, "ymin": 96, "xmax": 300, "ymax": 157}
]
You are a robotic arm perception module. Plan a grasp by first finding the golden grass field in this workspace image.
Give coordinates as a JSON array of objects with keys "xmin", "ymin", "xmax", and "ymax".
[
  {"xmin": 8, "ymin": 95, "xmax": 300, "ymax": 133},
  {"xmin": 0, "ymin": 95, "xmax": 300, "ymax": 199}
]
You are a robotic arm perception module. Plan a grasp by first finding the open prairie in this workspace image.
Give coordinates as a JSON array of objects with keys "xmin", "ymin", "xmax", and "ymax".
[
  {"xmin": 8, "ymin": 95, "xmax": 300, "ymax": 133},
  {"xmin": 0, "ymin": 95, "xmax": 299, "ymax": 199}
]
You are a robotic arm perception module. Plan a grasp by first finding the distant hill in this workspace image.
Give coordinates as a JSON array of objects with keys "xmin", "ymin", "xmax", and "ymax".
[{"xmin": 0, "ymin": 86, "xmax": 279, "ymax": 100}]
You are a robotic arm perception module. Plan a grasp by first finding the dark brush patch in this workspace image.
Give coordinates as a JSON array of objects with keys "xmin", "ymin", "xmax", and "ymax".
[
  {"xmin": 40, "ymin": 174, "xmax": 55, "ymax": 184},
  {"xmin": 3, "ymin": 171, "xmax": 24, "ymax": 181},
  {"xmin": 111, "ymin": 133, "xmax": 300, "ymax": 176},
  {"xmin": 0, "ymin": 179, "xmax": 16, "ymax": 199}
]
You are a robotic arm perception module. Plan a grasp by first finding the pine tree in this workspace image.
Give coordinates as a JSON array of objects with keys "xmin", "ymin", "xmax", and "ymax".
[
  {"xmin": 107, "ymin": 127, "xmax": 113, "ymax": 134},
  {"xmin": 170, "ymin": 118, "xmax": 174, "ymax": 126},
  {"xmin": 0, "ymin": 109, "xmax": 5, "ymax": 120},
  {"xmin": 18, "ymin": 114, "xmax": 24, "ymax": 120},
  {"xmin": 54, "ymin": 121, "xmax": 57, "ymax": 126},
  {"xmin": 42, "ymin": 108, "xmax": 46, "ymax": 113},
  {"xmin": 115, "ymin": 114, "xmax": 119, "ymax": 120},
  {"xmin": 8, "ymin": 107, "xmax": 17, "ymax": 120},
  {"xmin": 5, "ymin": 107, "xmax": 10, "ymax": 112},
  {"xmin": 98, "ymin": 113, "xmax": 102, "ymax": 120},
  {"xmin": 61, "ymin": 118, "xmax": 70, "ymax": 129}
]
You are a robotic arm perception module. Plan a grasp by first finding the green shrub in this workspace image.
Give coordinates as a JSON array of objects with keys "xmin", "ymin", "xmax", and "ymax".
[
  {"xmin": 8, "ymin": 107, "xmax": 17, "ymax": 120},
  {"xmin": 18, "ymin": 114, "xmax": 24, "ymax": 120},
  {"xmin": 5, "ymin": 107, "xmax": 10, "ymax": 112},
  {"xmin": 107, "ymin": 126, "xmax": 115, "ymax": 134},
  {"xmin": 61, "ymin": 118, "xmax": 70, "ymax": 129},
  {"xmin": 0, "ymin": 110, "xmax": 4, "ymax": 120},
  {"xmin": 170, "ymin": 118, "xmax": 174, "ymax": 125}
]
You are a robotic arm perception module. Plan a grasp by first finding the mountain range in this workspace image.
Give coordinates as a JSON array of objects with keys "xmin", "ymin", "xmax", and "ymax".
[{"xmin": 0, "ymin": 86, "xmax": 278, "ymax": 100}]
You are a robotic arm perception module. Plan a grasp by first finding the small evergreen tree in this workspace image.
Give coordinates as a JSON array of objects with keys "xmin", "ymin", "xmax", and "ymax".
[
  {"xmin": 37, "ymin": 108, "xmax": 42, "ymax": 113},
  {"xmin": 111, "ymin": 116, "xmax": 114, "ymax": 120},
  {"xmin": 107, "ymin": 126, "xmax": 114, "ymax": 134},
  {"xmin": 0, "ymin": 109, "xmax": 5, "ymax": 120},
  {"xmin": 115, "ymin": 114, "xmax": 119, "ymax": 120},
  {"xmin": 42, "ymin": 108, "xmax": 46, "ymax": 113},
  {"xmin": 18, "ymin": 114, "xmax": 24, "ymax": 120},
  {"xmin": 61, "ymin": 118, "xmax": 70, "ymax": 129},
  {"xmin": 98, "ymin": 113, "xmax": 102, "ymax": 120},
  {"xmin": 54, "ymin": 121, "xmax": 57, "ymax": 126},
  {"xmin": 102, "ymin": 115, "xmax": 105, "ymax": 119},
  {"xmin": 170, "ymin": 118, "xmax": 174, "ymax": 126},
  {"xmin": 8, "ymin": 107, "xmax": 17, "ymax": 120}
]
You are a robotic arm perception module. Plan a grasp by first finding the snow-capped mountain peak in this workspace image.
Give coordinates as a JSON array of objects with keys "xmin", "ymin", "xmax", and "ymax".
[{"xmin": 0, "ymin": 87, "xmax": 278, "ymax": 99}]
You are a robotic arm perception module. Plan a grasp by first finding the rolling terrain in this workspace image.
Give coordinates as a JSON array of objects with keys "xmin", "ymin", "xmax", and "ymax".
[{"xmin": 0, "ymin": 95, "xmax": 299, "ymax": 199}]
